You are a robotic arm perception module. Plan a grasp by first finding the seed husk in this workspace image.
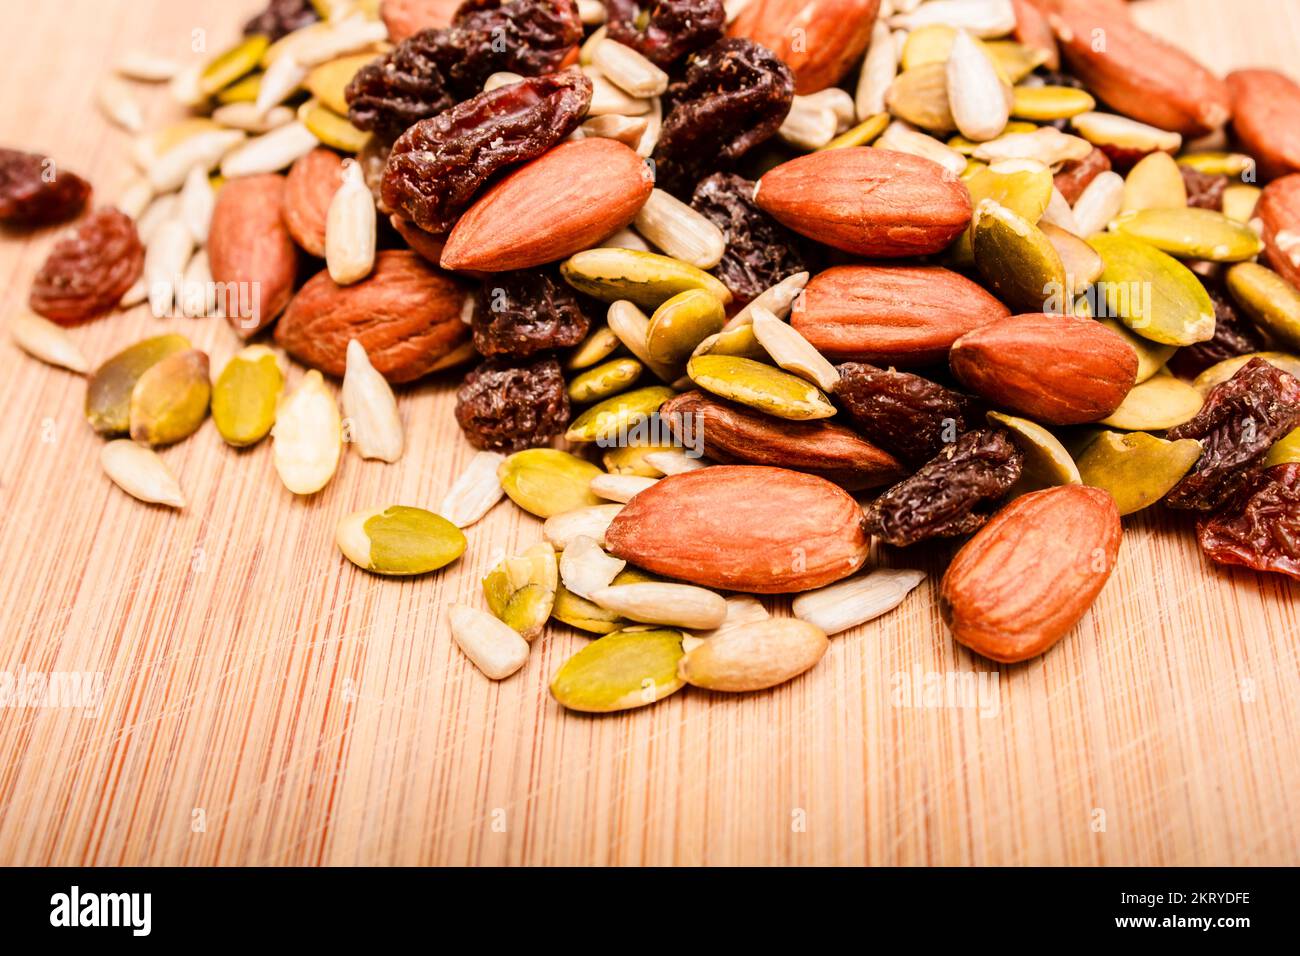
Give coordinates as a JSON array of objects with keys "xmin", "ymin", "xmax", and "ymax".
[
  {"xmin": 129, "ymin": 348, "xmax": 211, "ymax": 446},
  {"xmin": 1098, "ymin": 373, "xmax": 1203, "ymax": 430},
  {"xmin": 589, "ymin": 472, "xmax": 657, "ymax": 502},
  {"xmin": 1121, "ymin": 151, "xmax": 1187, "ymax": 213},
  {"xmin": 1076, "ymin": 431, "xmax": 1203, "ymax": 516},
  {"xmin": 987, "ymin": 411, "xmax": 1082, "ymax": 494},
  {"xmin": 550, "ymin": 627, "xmax": 685, "ymax": 712},
  {"xmin": 1192, "ymin": 352, "xmax": 1300, "ymax": 394},
  {"xmin": 971, "ymin": 199, "xmax": 1067, "ymax": 313},
  {"xmin": 646, "ymin": 289, "xmax": 726, "ymax": 369},
  {"xmin": 448, "ymin": 604, "xmax": 529, "ymax": 680},
  {"xmin": 562, "ymin": 248, "xmax": 732, "ymax": 308},
  {"xmin": 211, "ymin": 345, "xmax": 283, "ymax": 447},
  {"xmin": 560, "ymin": 534, "xmax": 626, "ymax": 600},
  {"xmin": 1265, "ymin": 428, "xmax": 1300, "ymax": 467},
  {"xmin": 751, "ymin": 307, "xmax": 840, "ymax": 391},
  {"xmin": 1112, "ymin": 207, "xmax": 1263, "ymax": 263},
  {"xmin": 1097, "ymin": 319, "xmax": 1177, "ymax": 384},
  {"xmin": 568, "ymin": 357, "xmax": 644, "ymax": 403},
  {"xmin": 589, "ymin": 581, "xmax": 726, "ymax": 629},
  {"xmin": 100, "ymin": 439, "xmax": 186, "ymax": 508},
  {"xmin": 678, "ymin": 618, "xmax": 828, "ymax": 692},
  {"xmin": 483, "ymin": 541, "xmax": 558, "ymax": 639},
  {"xmin": 199, "ymin": 34, "xmax": 271, "ymax": 97},
  {"xmin": 1086, "ymin": 233, "xmax": 1216, "ymax": 345},
  {"xmin": 10, "ymin": 310, "xmax": 89, "ymax": 373},
  {"xmin": 686, "ymin": 354, "xmax": 835, "ymax": 420},
  {"xmin": 86, "ymin": 334, "xmax": 192, "ymax": 436},
  {"xmin": 440, "ymin": 451, "xmax": 506, "ymax": 528},
  {"xmin": 498, "ymin": 449, "xmax": 604, "ymax": 518},
  {"xmin": 1226, "ymin": 262, "xmax": 1300, "ymax": 351},
  {"xmin": 542, "ymin": 503, "xmax": 625, "ymax": 550},
  {"xmin": 341, "ymin": 339, "xmax": 402, "ymax": 462},
  {"xmin": 272, "ymin": 370, "xmax": 342, "ymax": 495},
  {"xmin": 791, "ymin": 568, "xmax": 925, "ymax": 636},
  {"xmin": 565, "ymin": 385, "xmax": 676, "ymax": 443},
  {"xmin": 337, "ymin": 506, "xmax": 466, "ymax": 576},
  {"xmin": 1011, "ymin": 85, "xmax": 1095, "ymax": 121}
]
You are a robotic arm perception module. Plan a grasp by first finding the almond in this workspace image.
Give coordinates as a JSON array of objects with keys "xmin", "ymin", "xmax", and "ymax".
[
  {"xmin": 1010, "ymin": 0, "xmax": 1059, "ymax": 71},
  {"xmin": 1256, "ymin": 175, "xmax": 1300, "ymax": 291},
  {"xmin": 1048, "ymin": 0, "xmax": 1230, "ymax": 137},
  {"xmin": 284, "ymin": 147, "xmax": 344, "ymax": 257},
  {"xmin": 382, "ymin": 0, "xmax": 462, "ymax": 42},
  {"xmin": 390, "ymin": 215, "xmax": 448, "ymax": 267},
  {"xmin": 728, "ymin": 0, "xmax": 881, "ymax": 94},
  {"xmin": 660, "ymin": 390, "xmax": 905, "ymax": 490},
  {"xmin": 603, "ymin": 465, "xmax": 870, "ymax": 593},
  {"xmin": 792, "ymin": 264, "xmax": 1010, "ymax": 365},
  {"xmin": 274, "ymin": 250, "xmax": 470, "ymax": 383},
  {"xmin": 939, "ymin": 485, "xmax": 1121, "ymax": 663},
  {"xmin": 208, "ymin": 173, "xmax": 297, "ymax": 337},
  {"xmin": 754, "ymin": 148, "xmax": 972, "ymax": 258},
  {"xmin": 1053, "ymin": 147, "xmax": 1111, "ymax": 204},
  {"xmin": 440, "ymin": 139, "xmax": 652, "ymax": 272},
  {"xmin": 1226, "ymin": 70, "xmax": 1300, "ymax": 182},
  {"xmin": 949, "ymin": 313, "xmax": 1138, "ymax": 425}
]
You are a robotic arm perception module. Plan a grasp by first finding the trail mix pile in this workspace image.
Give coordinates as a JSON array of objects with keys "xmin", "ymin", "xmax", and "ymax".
[{"xmin": 6, "ymin": 0, "xmax": 1300, "ymax": 711}]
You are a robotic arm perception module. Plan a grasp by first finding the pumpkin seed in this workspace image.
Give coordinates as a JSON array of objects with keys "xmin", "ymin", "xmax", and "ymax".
[
  {"xmin": 1011, "ymin": 85, "xmax": 1095, "ymax": 121},
  {"xmin": 550, "ymin": 628, "xmax": 685, "ymax": 712},
  {"xmin": 337, "ymin": 506, "xmax": 466, "ymax": 576},
  {"xmin": 692, "ymin": 323, "xmax": 765, "ymax": 360},
  {"xmin": 1097, "ymin": 319, "xmax": 1177, "ymax": 384},
  {"xmin": 1076, "ymin": 431, "xmax": 1203, "ymax": 515},
  {"xmin": 212, "ymin": 345, "xmax": 283, "ymax": 447},
  {"xmin": 199, "ymin": 35, "xmax": 271, "ymax": 97},
  {"xmin": 984, "ymin": 41, "xmax": 1049, "ymax": 84},
  {"xmin": 216, "ymin": 71, "xmax": 262, "ymax": 104},
  {"xmin": 10, "ymin": 310, "xmax": 89, "ymax": 374},
  {"xmin": 1121, "ymin": 151, "xmax": 1187, "ymax": 213},
  {"xmin": 561, "ymin": 248, "xmax": 732, "ymax": 308},
  {"xmin": 791, "ymin": 569, "xmax": 925, "ymax": 636},
  {"xmin": 129, "ymin": 349, "xmax": 211, "ymax": 446},
  {"xmin": 646, "ymin": 289, "xmax": 726, "ymax": 367},
  {"xmin": 552, "ymin": 566, "xmax": 654, "ymax": 634},
  {"xmin": 566, "ymin": 385, "xmax": 675, "ymax": 443},
  {"xmin": 566, "ymin": 325, "xmax": 623, "ymax": 371},
  {"xmin": 602, "ymin": 441, "xmax": 676, "ymax": 477},
  {"xmin": 1265, "ymin": 428, "xmax": 1300, "ymax": 467},
  {"xmin": 448, "ymin": 604, "xmax": 529, "ymax": 680},
  {"xmin": 606, "ymin": 299, "xmax": 680, "ymax": 382},
  {"xmin": 1177, "ymin": 152, "xmax": 1255, "ymax": 177},
  {"xmin": 305, "ymin": 52, "xmax": 374, "ymax": 115},
  {"xmin": 1112, "ymin": 207, "xmax": 1263, "ymax": 262},
  {"xmin": 951, "ymin": 158, "xmax": 1053, "ymax": 264},
  {"xmin": 987, "ymin": 411, "xmax": 1082, "ymax": 494},
  {"xmin": 1087, "ymin": 233, "xmax": 1216, "ymax": 345},
  {"xmin": 886, "ymin": 62, "xmax": 955, "ymax": 133},
  {"xmin": 86, "ymin": 334, "xmax": 191, "ymax": 436},
  {"xmin": 686, "ymin": 354, "xmax": 836, "ymax": 420},
  {"xmin": 678, "ymin": 618, "xmax": 828, "ymax": 692},
  {"xmin": 1097, "ymin": 373, "xmax": 1203, "ymax": 430},
  {"xmin": 1226, "ymin": 262, "xmax": 1300, "ymax": 351},
  {"xmin": 972, "ymin": 199, "xmax": 1067, "ymax": 313},
  {"xmin": 499, "ymin": 449, "xmax": 604, "ymax": 518},
  {"xmin": 299, "ymin": 98, "xmax": 369, "ymax": 152},
  {"xmin": 1192, "ymin": 352, "xmax": 1300, "ymax": 393},
  {"xmin": 568, "ymin": 357, "xmax": 644, "ymax": 403},
  {"xmin": 821, "ymin": 112, "xmax": 890, "ymax": 149},
  {"xmin": 483, "ymin": 541, "xmax": 557, "ymax": 639}
]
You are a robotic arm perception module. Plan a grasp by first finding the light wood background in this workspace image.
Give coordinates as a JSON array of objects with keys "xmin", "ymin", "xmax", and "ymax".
[{"xmin": 0, "ymin": 0, "xmax": 1297, "ymax": 866}]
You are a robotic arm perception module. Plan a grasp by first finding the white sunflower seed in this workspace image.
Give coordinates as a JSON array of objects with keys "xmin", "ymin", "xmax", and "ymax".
[
  {"xmin": 593, "ymin": 39, "xmax": 669, "ymax": 98},
  {"xmin": 100, "ymin": 440, "xmax": 185, "ymax": 508},
  {"xmin": 483, "ymin": 71, "xmax": 524, "ymax": 92},
  {"xmin": 583, "ymin": 66, "xmax": 652, "ymax": 116},
  {"xmin": 168, "ymin": 62, "xmax": 206, "ymax": 107},
  {"xmin": 946, "ymin": 29, "xmax": 1009, "ymax": 143},
  {"xmin": 220, "ymin": 121, "xmax": 319, "ymax": 178},
  {"xmin": 179, "ymin": 250, "xmax": 216, "ymax": 318},
  {"xmin": 589, "ymin": 473, "xmax": 658, "ymax": 502},
  {"xmin": 542, "ymin": 504, "xmax": 624, "ymax": 550},
  {"xmin": 635, "ymin": 94, "xmax": 662, "ymax": 157},
  {"xmin": 212, "ymin": 102, "xmax": 295, "ymax": 133},
  {"xmin": 725, "ymin": 271, "xmax": 810, "ymax": 329},
  {"xmin": 577, "ymin": 0, "xmax": 606, "ymax": 25},
  {"xmin": 293, "ymin": 16, "xmax": 389, "ymax": 67},
  {"xmin": 148, "ymin": 129, "xmax": 245, "ymax": 191},
  {"xmin": 97, "ymin": 78, "xmax": 143, "ymax": 132},
  {"xmin": 1072, "ymin": 170, "xmax": 1126, "ymax": 237},
  {"xmin": 272, "ymin": 370, "xmax": 342, "ymax": 495},
  {"xmin": 792, "ymin": 568, "xmax": 926, "ymax": 635},
  {"xmin": 855, "ymin": 18, "xmax": 897, "ymax": 120},
  {"xmin": 448, "ymin": 604, "xmax": 529, "ymax": 680},
  {"xmin": 589, "ymin": 582, "xmax": 727, "ymax": 630},
  {"xmin": 890, "ymin": 0, "xmax": 1016, "ymax": 37},
  {"xmin": 642, "ymin": 449, "xmax": 709, "ymax": 475},
  {"xmin": 751, "ymin": 307, "xmax": 840, "ymax": 391},
  {"xmin": 116, "ymin": 177, "xmax": 154, "ymax": 220},
  {"xmin": 683, "ymin": 594, "xmax": 770, "ymax": 651},
  {"xmin": 972, "ymin": 126, "xmax": 1093, "ymax": 166},
  {"xmin": 144, "ymin": 219, "xmax": 195, "ymax": 316},
  {"xmin": 326, "ymin": 161, "xmax": 377, "ymax": 285},
  {"xmin": 178, "ymin": 164, "xmax": 215, "ymax": 244},
  {"xmin": 1070, "ymin": 111, "xmax": 1182, "ymax": 156},
  {"xmin": 440, "ymin": 451, "xmax": 507, "ymax": 528},
  {"xmin": 117, "ymin": 51, "xmax": 180, "ymax": 82},
  {"xmin": 877, "ymin": 121, "xmax": 967, "ymax": 177},
  {"xmin": 607, "ymin": 300, "xmax": 678, "ymax": 381},
  {"xmin": 779, "ymin": 97, "xmax": 839, "ymax": 151},
  {"xmin": 341, "ymin": 339, "xmax": 402, "ymax": 462},
  {"xmin": 10, "ymin": 310, "xmax": 89, "ymax": 373},
  {"xmin": 1040, "ymin": 186, "xmax": 1080, "ymax": 234},
  {"xmin": 256, "ymin": 53, "xmax": 308, "ymax": 116},
  {"xmin": 559, "ymin": 535, "xmax": 627, "ymax": 599},
  {"xmin": 633, "ymin": 188, "xmax": 726, "ymax": 269},
  {"xmin": 580, "ymin": 114, "xmax": 650, "ymax": 148},
  {"xmin": 135, "ymin": 193, "xmax": 179, "ymax": 244}
]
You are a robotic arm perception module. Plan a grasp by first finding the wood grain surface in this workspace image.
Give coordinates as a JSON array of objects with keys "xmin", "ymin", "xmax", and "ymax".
[{"xmin": 0, "ymin": 0, "xmax": 1297, "ymax": 867}]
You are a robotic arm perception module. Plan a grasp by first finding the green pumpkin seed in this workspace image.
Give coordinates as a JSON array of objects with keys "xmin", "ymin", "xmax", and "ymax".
[
  {"xmin": 1011, "ymin": 85, "xmax": 1095, "ymax": 121},
  {"xmin": 561, "ymin": 248, "xmax": 732, "ymax": 309},
  {"xmin": 568, "ymin": 357, "xmax": 644, "ymax": 403},
  {"xmin": 1098, "ymin": 373, "xmax": 1203, "ymax": 430},
  {"xmin": 985, "ymin": 42, "xmax": 1050, "ymax": 84},
  {"xmin": 216, "ymin": 72, "xmax": 262, "ymax": 104},
  {"xmin": 565, "ymin": 386, "xmax": 676, "ymax": 443},
  {"xmin": 1192, "ymin": 352, "xmax": 1300, "ymax": 394},
  {"xmin": 972, "ymin": 199, "xmax": 1067, "ymax": 313},
  {"xmin": 336, "ymin": 506, "xmax": 466, "ymax": 576},
  {"xmin": 549, "ymin": 627, "xmax": 686, "ymax": 712},
  {"xmin": 299, "ymin": 98, "xmax": 370, "ymax": 152},
  {"xmin": 1077, "ymin": 431, "xmax": 1203, "ymax": 515},
  {"xmin": 646, "ymin": 289, "xmax": 726, "ymax": 368},
  {"xmin": 212, "ymin": 345, "xmax": 283, "ymax": 446},
  {"xmin": 566, "ymin": 325, "xmax": 622, "ymax": 370},
  {"xmin": 820, "ymin": 112, "xmax": 889, "ymax": 150},
  {"xmin": 86, "ymin": 334, "xmax": 191, "ymax": 436},
  {"xmin": 552, "ymin": 567, "xmax": 655, "ymax": 634},
  {"xmin": 199, "ymin": 34, "xmax": 270, "ymax": 96},
  {"xmin": 1177, "ymin": 152, "xmax": 1256, "ymax": 176},
  {"xmin": 129, "ymin": 349, "xmax": 211, "ymax": 446},
  {"xmin": 1112, "ymin": 207, "xmax": 1263, "ymax": 262},
  {"xmin": 987, "ymin": 411, "xmax": 1081, "ymax": 496},
  {"xmin": 1086, "ymin": 233, "xmax": 1216, "ymax": 345},
  {"xmin": 950, "ymin": 158, "xmax": 1053, "ymax": 266},
  {"xmin": 1226, "ymin": 262, "xmax": 1300, "ymax": 351},
  {"xmin": 498, "ymin": 449, "xmax": 604, "ymax": 517},
  {"xmin": 1265, "ymin": 427, "xmax": 1300, "ymax": 467},
  {"xmin": 691, "ymin": 323, "xmax": 765, "ymax": 360},
  {"xmin": 1097, "ymin": 319, "xmax": 1177, "ymax": 384},
  {"xmin": 483, "ymin": 542, "xmax": 557, "ymax": 639},
  {"xmin": 686, "ymin": 354, "xmax": 835, "ymax": 420},
  {"xmin": 602, "ymin": 441, "xmax": 677, "ymax": 477}
]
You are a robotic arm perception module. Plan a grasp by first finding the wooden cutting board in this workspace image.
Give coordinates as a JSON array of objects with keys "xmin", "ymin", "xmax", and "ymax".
[{"xmin": 0, "ymin": 0, "xmax": 1296, "ymax": 866}]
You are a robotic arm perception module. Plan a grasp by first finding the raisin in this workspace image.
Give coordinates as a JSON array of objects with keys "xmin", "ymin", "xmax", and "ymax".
[
  {"xmin": 1197, "ymin": 463, "xmax": 1300, "ymax": 580},
  {"xmin": 690, "ymin": 172, "xmax": 808, "ymax": 304},
  {"xmin": 0, "ymin": 148, "xmax": 91, "ymax": 227},
  {"xmin": 1180, "ymin": 164, "xmax": 1228, "ymax": 211},
  {"xmin": 864, "ymin": 429, "xmax": 1023, "ymax": 547},
  {"xmin": 29, "ymin": 208, "xmax": 143, "ymax": 325},
  {"xmin": 473, "ymin": 268, "xmax": 591, "ymax": 357},
  {"xmin": 652, "ymin": 38, "xmax": 794, "ymax": 196},
  {"xmin": 1166, "ymin": 357, "xmax": 1300, "ymax": 510},
  {"xmin": 382, "ymin": 72, "xmax": 592, "ymax": 234},
  {"xmin": 604, "ymin": 0, "xmax": 725, "ymax": 69},
  {"xmin": 834, "ymin": 363, "xmax": 975, "ymax": 467},
  {"xmin": 1166, "ymin": 278, "xmax": 1266, "ymax": 379},
  {"xmin": 243, "ymin": 0, "xmax": 319, "ymax": 40},
  {"xmin": 455, "ymin": 356, "xmax": 571, "ymax": 451},
  {"xmin": 347, "ymin": 0, "xmax": 583, "ymax": 141}
]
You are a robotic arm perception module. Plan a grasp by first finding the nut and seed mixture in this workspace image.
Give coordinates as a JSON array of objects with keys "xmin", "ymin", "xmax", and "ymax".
[{"xmin": 6, "ymin": 0, "xmax": 1300, "ymax": 708}]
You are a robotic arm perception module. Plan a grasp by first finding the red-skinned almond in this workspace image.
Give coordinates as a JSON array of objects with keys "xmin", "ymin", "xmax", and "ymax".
[
  {"xmin": 209, "ymin": 173, "xmax": 297, "ymax": 337},
  {"xmin": 949, "ymin": 313, "xmax": 1138, "ymax": 425},
  {"xmin": 1256, "ymin": 175, "xmax": 1300, "ymax": 290},
  {"xmin": 604, "ymin": 465, "xmax": 869, "ymax": 593},
  {"xmin": 1228, "ymin": 70, "xmax": 1300, "ymax": 183},
  {"xmin": 728, "ymin": 0, "xmax": 881, "ymax": 94},
  {"xmin": 754, "ymin": 148, "xmax": 972, "ymax": 258},
  {"xmin": 940, "ymin": 485, "xmax": 1121, "ymax": 663},
  {"xmin": 283, "ymin": 148, "xmax": 344, "ymax": 257},
  {"xmin": 440, "ymin": 138, "xmax": 652, "ymax": 272},
  {"xmin": 792, "ymin": 264, "xmax": 1010, "ymax": 365}
]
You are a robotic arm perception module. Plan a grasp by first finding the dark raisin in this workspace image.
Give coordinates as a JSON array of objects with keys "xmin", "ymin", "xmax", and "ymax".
[
  {"xmin": 1166, "ymin": 357, "xmax": 1300, "ymax": 510},
  {"xmin": 347, "ymin": 0, "xmax": 583, "ymax": 141},
  {"xmin": 604, "ymin": 0, "xmax": 725, "ymax": 68},
  {"xmin": 1180, "ymin": 164, "xmax": 1228, "ymax": 211},
  {"xmin": 834, "ymin": 363, "xmax": 975, "ymax": 467},
  {"xmin": 1037, "ymin": 71, "xmax": 1088, "ymax": 91},
  {"xmin": 690, "ymin": 172, "xmax": 808, "ymax": 304},
  {"xmin": 864, "ymin": 429, "xmax": 1023, "ymax": 547},
  {"xmin": 382, "ymin": 72, "xmax": 591, "ymax": 234},
  {"xmin": 243, "ymin": 0, "xmax": 319, "ymax": 40},
  {"xmin": 455, "ymin": 356, "xmax": 571, "ymax": 451},
  {"xmin": 1197, "ymin": 463, "xmax": 1300, "ymax": 580},
  {"xmin": 1167, "ymin": 277, "xmax": 1266, "ymax": 378},
  {"xmin": 473, "ymin": 269, "xmax": 592, "ymax": 358},
  {"xmin": 652, "ymin": 38, "xmax": 794, "ymax": 196},
  {"xmin": 29, "ymin": 208, "xmax": 143, "ymax": 325},
  {"xmin": 0, "ymin": 148, "xmax": 91, "ymax": 227}
]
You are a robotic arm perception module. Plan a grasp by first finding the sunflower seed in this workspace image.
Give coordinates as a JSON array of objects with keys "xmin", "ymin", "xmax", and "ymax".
[
  {"xmin": 326, "ymin": 160, "xmax": 376, "ymax": 285},
  {"xmin": 179, "ymin": 250, "xmax": 216, "ymax": 318},
  {"xmin": 725, "ymin": 271, "xmax": 810, "ymax": 330},
  {"xmin": 440, "ymin": 451, "xmax": 507, "ymax": 528},
  {"xmin": 589, "ymin": 473, "xmax": 658, "ymax": 502},
  {"xmin": 946, "ymin": 30, "xmax": 1009, "ymax": 143},
  {"xmin": 751, "ymin": 307, "xmax": 840, "ymax": 391},
  {"xmin": 542, "ymin": 504, "xmax": 625, "ymax": 550},
  {"xmin": 792, "ymin": 568, "xmax": 926, "ymax": 635},
  {"xmin": 117, "ymin": 51, "xmax": 180, "ymax": 82},
  {"xmin": 642, "ymin": 449, "xmax": 709, "ymax": 475},
  {"xmin": 10, "ymin": 310, "xmax": 89, "ymax": 373},
  {"xmin": 148, "ymin": 129, "xmax": 245, "ymax": 191},
  {"xmin": 341, "ymin": 339, "xmax": 402, "ymax": 462},
  {"xmin": 583, "ymin": 66, "xmax": 652, "ymax": 116},
  {"xmin": 590, "ymin": 582, "xmax": 727, "ymax": 630},
  {"xmin": 221, "ymin": 121, "xmax": 319, "ymax": 177},
  {"xmin": 212, "ymin": 102, "xmax": 296, "ymax": 133},
  {"xmin": 560, "ymin": 534, "xmax": 627, "ymax": 599},
  {"xmin": 1072, "ymin": 170, "xmax": 1126, "ymax": 237},
  {"xmin": 876, "ymin": 120, "xmax": 967, "ymax": 176},
  {"xmin": 633, "ymin": 188, "xmax": 726, "ymax": 269},
  {"xmin": 273, "ymin": 370, "xmax": 342, "ymax": 495},
  {"xmin": 178, "ymin": 164, "xmax": 215, "ymax": 243},
  {"xmin": 144, "ymin": 219, "xmax": 195, "ymax": 316},
  {"xmin": 100, "ymin": 439, "xmax": 185, "ymax": 508},
  {"xmin": 779, "ymin": 96, "xmax": 840, "ymax": 150},
  {"xmin": 116, "ymin": 177, "xmax": 154, "ymax": 220},
  {"xmin": 448, "ymin": 604, "xmax": 530, "ymax": 680},
  {"xmin": 97, "ymin": 78, "xmax": 143, "ymax": 132},
  {"xmin": 593, "ymin": 39, "xmax": 669, "ymax": 98},
  {"xmin": 855, "ymin": 18, "xmax": 898, "ymax": 119}
]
